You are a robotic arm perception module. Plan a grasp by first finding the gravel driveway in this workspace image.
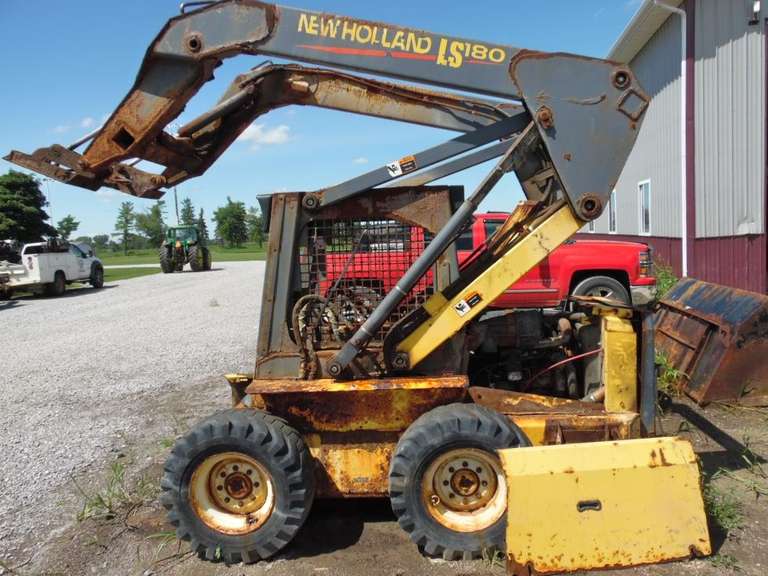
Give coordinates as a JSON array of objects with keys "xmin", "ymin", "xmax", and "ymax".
[{"xmin": 0, "ymin": 261, "xmax": 263, "ymax": 560}]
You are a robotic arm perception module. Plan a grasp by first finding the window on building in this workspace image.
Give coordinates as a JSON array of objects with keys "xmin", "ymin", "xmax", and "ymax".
[
  {"xmin": 609, "ymin": 190, "xmax": 617, "ymax": 233},
  {"xmin": 638, "ymin": 180, "xmax": 651, "ymax": 235}
]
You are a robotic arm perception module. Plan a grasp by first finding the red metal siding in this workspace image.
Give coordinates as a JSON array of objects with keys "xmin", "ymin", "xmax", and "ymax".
[{"xmin": 577, "ymin": 233, "xmax": 766, "ymax": 293}]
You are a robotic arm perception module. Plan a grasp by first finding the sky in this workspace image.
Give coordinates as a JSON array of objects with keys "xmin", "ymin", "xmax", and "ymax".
[{"xmin": 0, "ymin": 0, "xmax": 643, "ymax": 238}]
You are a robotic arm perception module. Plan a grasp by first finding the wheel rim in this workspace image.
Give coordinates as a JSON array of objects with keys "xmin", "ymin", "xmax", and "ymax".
[
  {"xmin": 585, "ymin": 286, "xmax": 614, "ymax": 299},
  {"xmin": 189, "ymin": 451, "xmax": 274, "ymax": 535},
  {"xmin": 421, "ymin": 448, "xmax": 507, "ymax": 533}
]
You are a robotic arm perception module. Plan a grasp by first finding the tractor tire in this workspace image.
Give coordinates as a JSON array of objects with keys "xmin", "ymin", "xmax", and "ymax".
[
  {"xmin": 202, "ymin": 246, "xmax": 212, "ymax": 271},
  {"xmin": 389, "ymin": 403, "xmax": 529, "ymax": 561},
  {"xmin": 159, "ymin": 247, "xmax": 174, "ymax": 274},
  {"xmin": 90, "ymin": 264, "xmax": 104, "ymax": 289},
  {"xmin": 571, "ymin": 275, "xmax": 631, "ymax": 305},
  {"xmin": 189, "ymin": 245, "xmax": 203, "ymax": 272},
  {"xmin": 45, "ymin": 271, "xmax": 66, "ymax": 297},
  {"xmin": 161, "ymin": 409, "xmax": 315, "ymax": 564}
]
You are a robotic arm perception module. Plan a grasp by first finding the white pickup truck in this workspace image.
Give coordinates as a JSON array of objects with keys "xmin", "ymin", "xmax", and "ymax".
[{"xmin": 0, "ymin": 240, "xmax": 104, "ymax": 298}]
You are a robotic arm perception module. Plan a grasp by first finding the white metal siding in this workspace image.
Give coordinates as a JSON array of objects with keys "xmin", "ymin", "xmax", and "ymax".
[
  {"xmin": 695, "ymin": 0, "xmax": 765, "ymax": 237},
  {"xmin": 593, "ymin": 15, "xmax": 682, "ymax": 237}
]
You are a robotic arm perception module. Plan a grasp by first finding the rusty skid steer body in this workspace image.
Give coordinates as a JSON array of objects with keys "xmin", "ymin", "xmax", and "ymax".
[{"xmin": 6, "ymin": 1, "xmax": 710, "ymax": 570}]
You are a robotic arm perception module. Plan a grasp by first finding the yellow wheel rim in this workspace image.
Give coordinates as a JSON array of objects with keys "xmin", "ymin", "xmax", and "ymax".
[
  {"xmin": 189, "ymin": 452, "xmax": 274, "ymax": 535},
  {"xmin": 421, "ymin": 448, "xmax": 507, "ymax": 533}
]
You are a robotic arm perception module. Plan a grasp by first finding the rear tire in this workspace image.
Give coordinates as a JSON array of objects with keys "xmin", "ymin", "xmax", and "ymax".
[
  {"xmin": 159, "ymin": 247, "xmax": 174, "ymax": 274},
  {"xmin": 571, "ymin": 275, "xmax": 631, "ymax": 305},
  {"xmin": 161, "ymin": 410, "xmax": 315, "ymax": 564},
  {"xmin": 202, "ymin": 247, "xmax": 212, "ymax": 271},
  {"xmin": 189, "ymin": 245, "xmax": 203, "ymax": 272},
  {"xmin": 389, "ymin": 403, "xmax": 529, "ymax": 561},
  {"xmin": 45, "ymin": 271, "xmax": 66, "ymax": 297}
]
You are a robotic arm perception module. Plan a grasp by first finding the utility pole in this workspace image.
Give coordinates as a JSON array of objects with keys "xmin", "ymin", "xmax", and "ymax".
[{"xmin": 174, "ymin": 186, "xmax": 180, "ymax": 225}]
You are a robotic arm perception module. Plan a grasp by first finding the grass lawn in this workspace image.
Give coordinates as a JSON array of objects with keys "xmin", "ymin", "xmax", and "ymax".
[
  {"xmin": 104, "ymin": 267, "xmax": 161, "ymax": 282},
  {"xmin": 98, "ymin": 243, "xmax": 266, "ymax": 266}
]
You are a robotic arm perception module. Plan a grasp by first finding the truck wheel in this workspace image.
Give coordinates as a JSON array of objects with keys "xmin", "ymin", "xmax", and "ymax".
[
  {"xmin": 572, "ymin": 275, "xmax": 630, "ymax": 305},
  {"xmin": 159, "ymin": 247, "xmax": 174, "ymax": 274},
  {"xmin": 389, "ymin": 403, "xmax": 529, "ymax": 561},
  {"xmin": 90, "ymin": 265, "xmax": 104, "ymax": 289},
  {"xmin": 45, "ymin": 271, "xmax": 66, "ymax": 297},
  {"xmin": 189, "ymin": 245, "xmax": 203, "ymax": 272},
  {"xmin": 161, "ymin": 410, "xmax": 315, "ymax": 564},
  {"xmin": 202, "ymin": 247, "xmax": 212, "ymax": 271}
]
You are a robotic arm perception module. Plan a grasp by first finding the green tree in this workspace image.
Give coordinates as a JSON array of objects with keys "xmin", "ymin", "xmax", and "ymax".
[
  {"xmin": 92, "ymin": 234, "xmax": 110, "ymax": 251},
  {"xmin": 56, "ymin": 214, "xmax": 80, "ymax": 240},
  {"xmin": 246, "ymin": 206, "xmax": 265, "ymax": 248},
  {"xmin": 73, "ymin": 235, "xmax": 93, "ymax": 246},
  {"xmin": 135, "ymin": 200, "xmax": 166, "ymax": 247},
  {"xmin": 213, "ymin": 197, "xmax": 248, "ymax": 247},
  {"xmin": 114, "ymin": 201, "xmax": 135, "ymax": 255},
  {"xmin": 180, "ymin": 197, "xmax": 196, "ymax": 226},
  {"xmin": 0, "ymin": 170, "xmax": 57, "ymax": 242},
  {"xmin": 197, "ymin": 208, "xmax": 210, "ymax": 242}
]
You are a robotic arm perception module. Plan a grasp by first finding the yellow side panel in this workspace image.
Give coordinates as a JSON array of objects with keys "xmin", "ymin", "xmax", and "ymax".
[
  {"xmin": 602, "ymin": 315, "xmax": 637, "ymax": 413},
  {"xmin": 500, "ymin": 437, "xmax": 711, "ymax": 574}
]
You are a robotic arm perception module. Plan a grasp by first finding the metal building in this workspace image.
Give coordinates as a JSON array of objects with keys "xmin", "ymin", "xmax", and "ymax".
[{"xmin": 583, "ymin": 0, "xmax": 767, "ymax": 293}]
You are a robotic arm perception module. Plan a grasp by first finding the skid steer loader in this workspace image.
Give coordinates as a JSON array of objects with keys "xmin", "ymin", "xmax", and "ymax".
[{"xmin": 6, "ymin": 2, "xmax": 711, "ymax": 572}]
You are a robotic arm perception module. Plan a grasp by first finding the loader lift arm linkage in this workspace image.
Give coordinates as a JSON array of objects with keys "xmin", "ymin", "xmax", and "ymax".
[{"xmin": 5, "ymin": 0, "xmax": 649, "ymax": 375}]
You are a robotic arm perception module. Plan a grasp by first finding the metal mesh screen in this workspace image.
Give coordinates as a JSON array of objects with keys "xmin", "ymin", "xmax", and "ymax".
[{"xmin": 298, "ymin": 218, "xmax": 435, "ymax": 344}]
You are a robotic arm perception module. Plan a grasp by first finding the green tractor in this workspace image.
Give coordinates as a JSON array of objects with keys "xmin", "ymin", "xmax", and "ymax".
[{"xmin": 159, "ymin": 225, "xmax": 211, "ymax": 273}]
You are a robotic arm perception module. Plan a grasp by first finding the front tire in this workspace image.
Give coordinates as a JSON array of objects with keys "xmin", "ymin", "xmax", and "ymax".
[
  {"xmin": 90, "ymin": 265, "xmax": 104, "ymax": 289},
  {"xmin": 161, "ymin": 410, "xmax": 315, "ymax": 564},
  {"xmin": 389, "ymin": 403, "xmax": 529, "ymax": 561},
  {"xmin": 571, "ymin": 275, "xmax": 631, "ymax": 305}
]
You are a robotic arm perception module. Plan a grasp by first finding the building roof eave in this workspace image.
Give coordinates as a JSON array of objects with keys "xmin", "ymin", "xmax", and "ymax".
[{"xmin": 608, "ymin": 0, "xmax": 683, "ymax": 63}]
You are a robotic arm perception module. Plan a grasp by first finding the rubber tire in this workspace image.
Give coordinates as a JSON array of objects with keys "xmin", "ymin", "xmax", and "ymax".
[
  {"xmin": 571, "ymin": 275, "xmax": 631, "ymax": 305},
  {"xmin": 389, "ymin": 403, "xmax": 530, "ymax": 561},
  {"xmin": 161, "ymin": 410, "xmax": 315, "ymax": 564},
  {"xmin": 159, "ymin": 247, "xmax": 174, "ymax": 274},
  {"xmin": 189, "ymin": 245, "xmax": 203, "ymax": 272},
  {"xmin": 46, "ymin": 271, "xmax": 66, "ymax": 297},
  {"xmin": 90, "ymin": 264, "xmax": 104, "ymax": 289},
  {"xmin": 202, "ymin": 246, "xmax": 212, "ymax": 271}
]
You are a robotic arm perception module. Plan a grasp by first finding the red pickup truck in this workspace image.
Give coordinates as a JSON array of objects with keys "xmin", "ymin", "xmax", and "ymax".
[{"xmin": 315, "ymin": 213, "xmax": 656, "ymax": 308}]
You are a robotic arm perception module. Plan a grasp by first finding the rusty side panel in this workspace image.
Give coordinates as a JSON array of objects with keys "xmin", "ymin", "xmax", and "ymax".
[
  {"xmin": 247, "ymin": 376, "xmax": 468, "ymax": 432},
  {"xmin": 306, "ymin": 432, "xmax": 397, "ymax": 497},
  {"xmin": 469, "ymin": 387, "xmax": 604, "ymax": 415},
  {"xmin": 656, "ymin": 278, "xmax": 768, "ymax": 406},
  {"xmin": 510, "ymin": 413, "xmax": 638, "ymax": 446}
]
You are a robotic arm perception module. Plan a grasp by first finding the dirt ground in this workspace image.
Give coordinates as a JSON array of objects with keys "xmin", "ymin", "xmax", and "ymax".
[{"xmin": 2, "ymin": 387, "xmax": 765, "ymax": 576}]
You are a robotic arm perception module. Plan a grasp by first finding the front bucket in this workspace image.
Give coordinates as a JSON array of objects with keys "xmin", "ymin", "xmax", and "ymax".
[
  {"xmin": 500, "ymin": 437, "xmax": 711, "ymax": 575},
  {"xmin": 655, "ymin": 278, "xmax": 768, "ymax": 406}
]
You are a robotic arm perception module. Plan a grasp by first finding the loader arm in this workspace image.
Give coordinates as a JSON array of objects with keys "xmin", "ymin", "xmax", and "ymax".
[
  {"xmin": 5, "ymin": 63, "xmax": 521, "ymax": 199},
  {"xmin": 5, "ymin": 1, "xmax": 646, "ymax": 218},
  {"xmin": 4, "ymin": 0, "xmax": 649, "ymax": 375}
]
